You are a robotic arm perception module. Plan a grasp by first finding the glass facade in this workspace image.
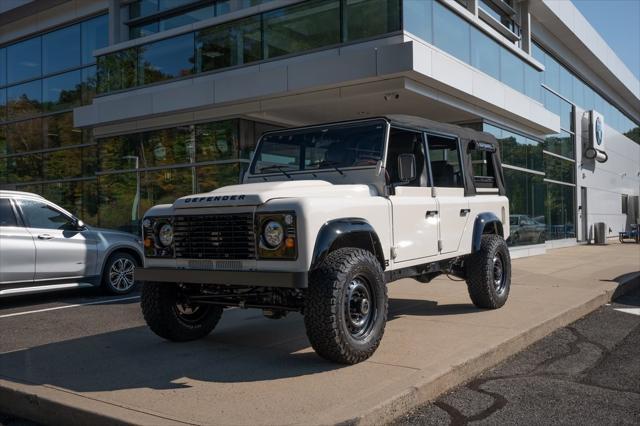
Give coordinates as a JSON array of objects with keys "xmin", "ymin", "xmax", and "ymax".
[
  {"xmin": 98, "ymin": 0, "xmax": 401, "ymax": 93},
  {"xmin": 0, "ymin": 14, "xmax": 108, "ymax": 224}
]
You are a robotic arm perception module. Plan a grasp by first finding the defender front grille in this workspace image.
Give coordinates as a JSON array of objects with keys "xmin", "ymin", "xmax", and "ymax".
[{"xmin": 173, "ymin": 213, "xmax": 256, "ymax": 260}]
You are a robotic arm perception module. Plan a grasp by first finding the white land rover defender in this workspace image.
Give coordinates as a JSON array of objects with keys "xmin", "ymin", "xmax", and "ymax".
[{"xmin": 136, "ymin": 115, "xmax": 511, "ymax": 364}]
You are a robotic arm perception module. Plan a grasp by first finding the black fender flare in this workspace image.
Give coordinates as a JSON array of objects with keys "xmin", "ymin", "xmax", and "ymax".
[
  {"xmin": 472, "ymin": 212, "xmax": 504, "ymax": 252},
  {"xmin": 310, "ymin": 218, "xmax": 386, "ymax": 270}
]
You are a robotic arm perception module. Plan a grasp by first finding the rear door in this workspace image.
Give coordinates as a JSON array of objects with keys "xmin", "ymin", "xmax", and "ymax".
[
  {"xmin": 0, "ymin": 197, "xmax": 36, "ymax": 285},
  {"xmin": 17, "ymin": 199, "xmax": 98, "ymax": 281},
  {"xmin": 426, "ymin": 134, "xmax": 470, "ymax": 254}
]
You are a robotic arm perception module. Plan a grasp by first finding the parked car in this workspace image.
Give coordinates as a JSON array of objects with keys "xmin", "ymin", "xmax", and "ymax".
[
  {"xmin": 0, "ymin": 190, "xmax": 143, "ymax": 297},
  {"xmin": 509, "ymin": 214, "xmax": 546, "ymax": 245}
]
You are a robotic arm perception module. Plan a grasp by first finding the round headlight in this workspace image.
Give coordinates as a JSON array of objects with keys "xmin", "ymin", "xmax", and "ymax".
[
  {"xmin": 158, "ymin": 223, "xmax": 174, "ymax": 247},
  {"xmin": 263, "ymin": 220, "xmax": 284, "ymax": 248}
]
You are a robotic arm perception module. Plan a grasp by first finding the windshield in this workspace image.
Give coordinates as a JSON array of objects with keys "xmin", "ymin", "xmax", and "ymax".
[{"xmin": 250, "ymin": 120, "xmax": 386, "ymax": 175}]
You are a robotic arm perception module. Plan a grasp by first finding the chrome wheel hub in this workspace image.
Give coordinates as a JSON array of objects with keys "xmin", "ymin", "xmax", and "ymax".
[{"xmin": 109, "ymin": 258, "xmax": 135, "ymax": 291}]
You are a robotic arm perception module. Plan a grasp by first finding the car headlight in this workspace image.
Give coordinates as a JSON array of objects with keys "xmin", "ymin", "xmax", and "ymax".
[
  {"xmin": 262, "ymin": 220, "xmax": 284, "ymax": 248},
  {"xmin": 158, "ymin": 223, "xmax": 174, "ymax": 247}
]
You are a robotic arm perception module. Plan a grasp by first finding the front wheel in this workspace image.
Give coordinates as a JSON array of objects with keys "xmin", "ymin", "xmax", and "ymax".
[
  {"xmin": 141, "ymin": 282, "xmax": 223, "ymax": 341},
  {"xmin": 465, "ymin": 234, "xmax": 511, "ymax": 309},
  {"xmin": 304, "ymin": 248, "xmax": 388, "ymax": 364},
  {"xmin": 102, "ymin": 252, "xmax": 138, "ymax": 295}
]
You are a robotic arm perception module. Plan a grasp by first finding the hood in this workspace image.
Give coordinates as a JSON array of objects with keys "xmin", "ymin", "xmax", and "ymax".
[{"xmin": 173, "ymin": 180, "xmax": 373, "ymax": 209}]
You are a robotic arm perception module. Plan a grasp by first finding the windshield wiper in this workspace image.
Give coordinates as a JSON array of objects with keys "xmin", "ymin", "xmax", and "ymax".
[
  {"xmin": 308, "ymin": 160, "xmax": 345, "ymax": 175},
  {"xmin": 259, "ymin": 165, "xmax": 293, "ymax": 179}
]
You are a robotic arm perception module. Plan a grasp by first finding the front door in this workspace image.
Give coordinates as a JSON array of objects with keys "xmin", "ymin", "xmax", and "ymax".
[
  {"xmin": 0, "ymin": 198, "xmax": 36, "ymax": 285},
  {"xmin": 17, "ymin": 199, "xmax": 98, "ymax": 282},
  {"xmin": 427, "ymin": 134, "xmax": 470, "ymax": 254},
  {"xmin": 387, "ymin": 128, "xmax": 439, "ymax": 264}
]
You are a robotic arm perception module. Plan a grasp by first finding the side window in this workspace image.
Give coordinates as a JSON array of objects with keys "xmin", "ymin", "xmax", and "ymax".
[
  {"xmin": 470, "ymin": 150, "xmax": 497, "ymax": 188},
  {"xmin": 0, "ymin": 199, "xmax": 18, "ymax": 227},
  {"xmin": 386, "ymin": 128, "xmax": 427, "ymax": 187},
  {"xmin": 427, "ymin": 135, "xmax": 464, "ymax": 188},
  {"xmin": 18, "ymin": 199, "xmax": 74, "ymax": 230}
]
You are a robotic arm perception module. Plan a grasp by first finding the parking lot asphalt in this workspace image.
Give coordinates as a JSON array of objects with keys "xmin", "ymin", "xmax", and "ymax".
[{"xmin": 393, "ymin": 285, "xmax": 640, "ymax": 425}]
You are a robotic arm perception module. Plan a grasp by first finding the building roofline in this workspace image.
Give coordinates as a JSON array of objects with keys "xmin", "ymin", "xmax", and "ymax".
[{"xmin": 531, "ymin": 0, "xmax": 639, "ymax": 116}]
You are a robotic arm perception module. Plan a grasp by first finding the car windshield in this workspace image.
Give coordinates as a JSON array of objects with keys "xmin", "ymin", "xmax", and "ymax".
[{"xmin": 250, "ymin": 121, "xmax": 386, "ymax": 175}]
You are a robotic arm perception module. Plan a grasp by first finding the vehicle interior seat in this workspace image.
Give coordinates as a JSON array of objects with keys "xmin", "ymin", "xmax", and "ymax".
[{"xmin": 431, "ymin": 160, "xmax": 456, "ymax": 187}]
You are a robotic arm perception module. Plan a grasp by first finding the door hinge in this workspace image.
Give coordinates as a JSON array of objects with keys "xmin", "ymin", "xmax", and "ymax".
[
  {"xmin": 437, "ymin": 240, "xmax": 443, "ymax": 252},
  {"xmin": 390, "ymin": 247, "xmax": 398, "ymax": 259}
]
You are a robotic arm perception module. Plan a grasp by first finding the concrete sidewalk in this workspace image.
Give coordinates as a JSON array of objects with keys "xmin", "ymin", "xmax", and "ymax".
[{"xmin": 1, "ymin": 242, "xmax": 639, "ymax": 425}]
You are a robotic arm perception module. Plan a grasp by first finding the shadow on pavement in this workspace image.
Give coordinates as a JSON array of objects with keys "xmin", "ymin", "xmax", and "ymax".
[{"xmin": 0, "ymin": 296, "xmax": 485, "ymax": 392}]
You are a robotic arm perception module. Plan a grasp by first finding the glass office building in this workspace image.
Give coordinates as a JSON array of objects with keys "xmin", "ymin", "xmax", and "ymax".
[{"xmin": 1, "ymin": 0, "xmax": 639, "ymax": 249}]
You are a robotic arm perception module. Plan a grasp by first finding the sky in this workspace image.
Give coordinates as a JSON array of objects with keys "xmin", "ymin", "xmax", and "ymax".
[{"xmin": 571, "ymin": 0, "xmax": 640, "ymax": 80}]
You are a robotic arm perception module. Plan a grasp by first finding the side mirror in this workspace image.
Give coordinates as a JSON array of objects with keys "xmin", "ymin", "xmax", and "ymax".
[
  {"xmin": 397, "ymin": 153, "xmax": 416, "ymax": 183},
  {"xmin": 72, "ymin": 218, "xmax": 85, "ymax": 230}
]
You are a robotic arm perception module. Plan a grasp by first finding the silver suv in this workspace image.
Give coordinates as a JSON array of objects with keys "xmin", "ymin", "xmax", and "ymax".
[{"xmin": 0, "ymin": 190, "xmax": 143, "ymax": 297}]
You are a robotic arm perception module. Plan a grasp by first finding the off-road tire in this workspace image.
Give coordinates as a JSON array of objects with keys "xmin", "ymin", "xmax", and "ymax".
[
  {"xmin": 141, "ymin": 282, "xmax": 223, "ymax": 341},
  {"xmin": 465, "ymin": 234, "xmax": 511, "ymax": 309},
  {"xmin": 304, "ymin": 248, "xmax": 387, "ymax": 364}
]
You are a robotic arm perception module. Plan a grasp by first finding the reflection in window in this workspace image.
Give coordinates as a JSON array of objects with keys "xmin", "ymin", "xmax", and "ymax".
[
  {"xmin": 196, "ymin": 163, "xmax": 241, "ymax": 193},
  {"xmin": 500, "ymin": 48, "xmax": 524, "ymax": 92},
  {"xmin": 544, "ymin": 155, "xmax": 575, "ymax": 184},
  {"xmin": 42, "ymin": 25, "xmax": 81, "ymax": 75},
  {"xmin": 196, "ymin": 121, "xmax": 238, "ymax": 161},
  {"xmin": 544, "ymin": 132, "xmax": 573, "ymax": 160},
  {"xmin": 471, "ymin": 27, "xmax": 500, "ymax": 80},
  {"xmin": 99, "ymin": 135, "xmax": 140, "ymax": 172},
  {"xmin": 196, "ymin": 16, "xmax": 261, "ymax": 73},
  {"xmin": 97, "ymin": 48, "xmax": 138, "ymax": 92},
  {"xmin": 0, "ymin": 198, "xmax": 17, "ymax": 227},
  {"xmin": 140, "ymin": 126, "xmax": 195, "ymax": 167},
  {"xmin": 344, "ymin": 0, "xmax": 400, "ymax": 41},
  {"xmin": 44, "ymin": 113, "xmax": 83, "ymax": 149},
  {"xmin": 82, "ymin": 15, "xmax": 109, "ymax": 64},
  {"xmin": 42, "ymin": 70, "xmax": 82, "ymax": 112},
  {"xmin": 0, "ymin": 89, "xmax": 6, "ymax": 122},
  {"xmin": 403, "ymin": 0, "xmax": 433, "ymax": 43},
  {"xmin": 43, "ymin": 149, "xmax": 83, "ymax": 180},
  {"xmin": 81, "ymin": 66, "xmax": 98, "ymax": 105},
  {"xmin": 18, "ymin": 199, "xmax": 74, "ymax": 230},
  {"xmin": 433, "ymin": 1, "xmax": 470, "ymax": 63},
  {"xmin": 98, "ymin": 172, "xmax": 138, "ymax": 233},
  {"xmin": 138, "ymin": 167, "xmax": 194, "ymax": 223},
  {"xmin": 263, "ymin": 0, "xmax": 340, "ymax": 59},
  {"xmin": 7, "ymin": 154, "xmax": 42, "ymax": 183},
  {"xmin": 7, "ymin": 38, "xmax": 41, "ymax": 84},
  {"xmin": 6, "ymin": 119, "xmax": 43, "ymax": 154},
  {"xmin": 7, "ymin": 80, "xmax": 42, "ymax": 120},
  {"xmin": 485, "ymin": 124, "xmax": 543, "ymax": 172},
  {"xmin": 504, "ymin": 168, "xmax": 545, "ymax": 246},
  {"xmin": 545, "ymin": 183, "xmax": 575, "ymax": 240},
  {"xmin": 140, "ymin": 33, "xmax": 195, "ymax": 85}
]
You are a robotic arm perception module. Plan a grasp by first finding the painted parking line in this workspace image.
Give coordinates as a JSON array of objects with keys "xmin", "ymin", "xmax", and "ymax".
[
  {"xmin": 614, "ymin": 307, "xmax": 640, "ymax": 316},
  {"xmin": 0, "ymin": 296, "xmax": 140, "ymax": 319}
]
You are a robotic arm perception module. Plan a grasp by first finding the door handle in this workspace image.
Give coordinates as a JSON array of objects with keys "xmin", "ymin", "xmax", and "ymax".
[
  {"xmin": 37, "ymin": 234, "xmax": 54, "ymax": 240},
  {"xmin": 426, "ymin": 210, "xmax": 438, "ymax": 217},
  {"xmin": 460, "ymin": 208, "xmax": 471, "ymax": 216}
]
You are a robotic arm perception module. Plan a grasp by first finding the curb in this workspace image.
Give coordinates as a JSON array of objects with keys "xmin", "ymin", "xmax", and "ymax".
[{"xmin": 347, "ymin": 272, "xmax": 640, "ymax": 425}]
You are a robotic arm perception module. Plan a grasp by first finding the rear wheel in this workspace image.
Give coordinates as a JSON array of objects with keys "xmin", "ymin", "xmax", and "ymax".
[
  {"xmin": 141, "ymin": 282, "xmax": 223, "ymax": 341},
  {"xmin": 465, "ymin": 234, "xmax": 511, "ymax": 309},
  {"xmin": 304, "ymin": 248, "xmax": 387, "ymax": 364}
]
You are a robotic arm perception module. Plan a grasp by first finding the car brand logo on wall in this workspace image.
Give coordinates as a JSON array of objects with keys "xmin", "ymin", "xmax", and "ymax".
[{"xmin": 595, "ymin": 116, "xmax": 603, "ymax": 146}]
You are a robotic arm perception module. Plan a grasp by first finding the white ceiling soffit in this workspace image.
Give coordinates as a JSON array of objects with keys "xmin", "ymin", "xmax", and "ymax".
[{"xmin": 530, "ymin": 0, "xmax": 640, "ymax": 115}]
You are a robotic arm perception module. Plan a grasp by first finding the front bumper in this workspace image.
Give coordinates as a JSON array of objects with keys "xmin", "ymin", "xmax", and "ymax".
[{"xmin": 135, "ymin": 267, "xmax": 308, "ymax": 289}]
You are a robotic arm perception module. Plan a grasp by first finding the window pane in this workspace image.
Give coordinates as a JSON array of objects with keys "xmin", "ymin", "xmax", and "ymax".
[
  {"xmin": 41, "ymin": 181, "xmax": 84, "ymax": 218},
  {"xmin": 344, "ymin": 0, "xmax": 400, "ymax": 42},
  {"xmin": 559, "ymin": 65, "xmax": 573, "ymax": 101},
  {"xmin": 130, "ymin": 22, "xmax": 159, "ymax": 39},
  {"xmin": 6, "ymin": 153, "xmax": 42, "ymax": 183},
  {"xmin": 129, "ymin": 0, "xmax": 159, "ymax": 19},
  {"xmin": 544, "ymin": 131, "xmax": 573, "ymax": 160},
  {"xmin": 545, "ymin": 183, "xmax": 575, "ymax": 240},
  {"xmin": 559, "ymin": 98, "xmax": 572, "ymax": 131},
  {"xmin": 43, "ymin": 112, "xmax": 82, "ymax": 149},
  {"xmin": 18, "ymin": 199, "xmax": 74, "ymax": 230},
  {"xmin": 196, "ymin": 16, "xmax": 262, "ymax": 73},
  {"xmin": 403, "ymin": 0, "xmax": 433, "ymax": 43},
  {"xmin": 531, "ymin": 42, "xmax": 544, "ymax": 64},
  {"xmin": 42, "ymin": 25, "xmax": 81, "ymax": 75},
  {"xmin": 0, "ymin": 126, "xmax": 6, "ymax": 157},
  {"xmin": 263, "ymin": 0, "xmax": 340, "ymax": 59},
  {"xmin": 544, "ymin": 154, "xmax": 574, "ymax": 184},
  {"xmin": 98, "ymin": 172, "xmax": 139, "ymax": 233},
  {"xmin": 572, "ymin": 77, "xmax": 584, "ymax": 108},
  {"xmin": 42, "ymin": 70, "xmax": 82, "ymax": 112},
  {"xmin": 0, "ymin": 48, "xmax": 6, "ymax": 86},
  {"xmin": 433, "ymin": 1, "xmax": 470, "ymax": 63},
  {"xmin": 160, "ymin": 4, "xmax": 215, "ymax": 31},
  {"xmin": 7, "ymin": 80, "xmax": 42, "ymax": 120},
  {"xmin": 140, "ymin": 127, "xmax": 194, "ymax": 168},
  {"xmin": 7, "ymin": 37, "xmax": 41, "ymax": 84},
  {"xmin": 43, "ymin": 148, "xmax": 83, "ymax": 180},
  {"xmin": 195, "ymin": 120, "xmax": 238, "ymax": 161},
  {"xmin": 543, "ymin": 53, "xmax": 559, "ymax": 92},
  {"xmin": 6, "ymin": 119, "xmax": 42, "ymax": 154},
  {"xmin": 500, "ymin": 48, "xmax": 524, "ymax": 92},
  {"xmin": 0, "ymin": 88, "xmax": 6, "ymax": 122},
  {"xmin": 525, "ymin": 64, "xmax": 541, "ymax": 102},
  {"xmin": 97, "ymin": 48, "xmax": 138, "ymax": 92},
  {"xmin": 504, "ymin": 168, "xmax": 546, "ymax": 246},
  {"xmin": 81, "ymin": 65, "xmax": 97, "ymax": 105},
  {"xmin": 471, "ymin": 28, "xmax": 500, "ymax": 80},
  {"xmin": 0, "ymin": 198, "xmax": 18, "ymax": 227},
  {"xmin": 98, "ymin": 135, "xmax": 140, "ymax": 172},
  {"xmin": 498, "ymin": 130, "xmax": 543, "ymax": 172},
  {"xmin": 196, "ymin": 163, "xmax": 241, "ymax": 193},
  {"xmin": 82, "ymin": 15, "xmax": 109, "ymax": 64},
  {"xmin": 139, "ymin": 33, "xmax": 195, "ymax": 85},
  {"xmin": 158, "ymin": 0, "xmax": 194, "ymax": 11},
  {"xmin": 543, "ymin": 87, "xmax": 560, "ymax": 117},
  {"xmin": 139, "ymin": 167, "xmax": 194, "ymax": 219},
  {"xmin": 427, "ymin": 134, "xmax": 464, "ymax": 187}
]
